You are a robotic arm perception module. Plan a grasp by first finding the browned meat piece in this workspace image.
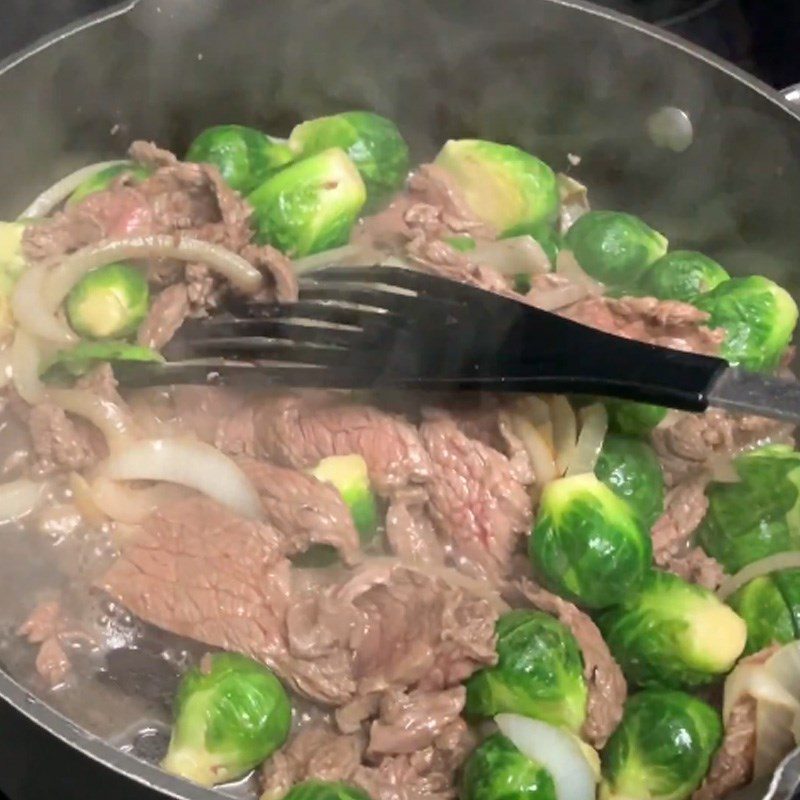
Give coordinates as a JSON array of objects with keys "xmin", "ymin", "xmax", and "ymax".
[
  {"xmin": 560, "ymin": 295, "xmax": 724, "ymax": 356},
  {"xmin": 27, "ymin": 403, "xmax": 104, "ymax": 475},
  {"xmin": 74, "ymin": 363, "xmax": 125, "ymax": 404},
  {"xmin": 137, "ymin": 283, "xmax": 191, "ymax": 349},
  {"xmin": 254, "ymin": 395, "xmax": 433, "ymax": 496},
  {"xmin": 385, "ymin": 490, "xmax": 445, "ymax": 565},
  {"xmin": 236, "ymin": 455, "xmax": 361, "ymax": 565},
  {"xmin": 653, "ymin": 409, "xmax": 795, "ymax": 486},
  {"xmin": 34, "ymin": 638, "xmax": 71, "ymax": 687},
  {"xmin": 262, "ymin": 720, "xmax": 474, "ymax": 800},
  {"xmin": 284, "ymin": 562, "xmax": 497, "ymax": 705},
  {"xmin": 367, "ymin": 687, "xmax": 466, "ymax": 756},
  {"xmin": 419, "ymin": 411, "xmax": 532, "ymax": 582},
  {"xmin": 651, "ymin": 478, "xmax": 725, "ymax": 590},
  {"xmin": 519, "ymin": 579, "xmax": 626, "ymax": 748},
  {"xmin": 18, "ymin": 600, "xmax": 61, "ymax": 642},
  {"xmin": 693, "ymin": 646, "xmax": 780, "ymax": 800},
  {"xmin": 240, "ymin": 243, "xmax": 299, "ymax": 304},
  {"xmin": 100, "ymin": 497, "xmax": 293, "ymax": 670},
  {"xmin": 18, "ymin": 600, "xmax": 75, "ymax": 687}
]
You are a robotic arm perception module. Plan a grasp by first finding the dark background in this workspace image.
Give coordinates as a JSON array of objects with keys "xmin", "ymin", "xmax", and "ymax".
[{"xmin": 2, "ymin": 0, "xmax": 800, "ymax": 89}]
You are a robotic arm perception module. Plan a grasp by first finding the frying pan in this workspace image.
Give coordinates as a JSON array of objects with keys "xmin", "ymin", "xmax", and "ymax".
[{"xmin": 2, "ymin": 1, "xmax": 800, "ymax": 798}]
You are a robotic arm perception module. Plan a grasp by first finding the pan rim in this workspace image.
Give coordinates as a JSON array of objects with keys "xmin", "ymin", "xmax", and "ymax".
[{"xmin": 0, "ymin": 0, "xmax": 799, "ymax": 798}]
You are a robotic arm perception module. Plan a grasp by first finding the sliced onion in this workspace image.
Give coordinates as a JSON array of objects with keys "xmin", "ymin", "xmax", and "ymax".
[
  {"xmin": 528, "ymin": 282, "xmax": 589, "ymax": 312},
  {"xmin": 549, "ymin": 396, "xmax": 578, "ymax": 476},
  {"xmin": 101, "ymin": 438, "xmax": 262, "ymax": 520},
  {"xmin": 495, "ymin": 713, "xmax": 599, "ymax": 800},
  {"xmin": 72, "ymin": 474, "xmax": 187, "ymax": 524},
  {"xmin": 17, "ymin": 160, "xmax": 128, "ymax": 220},
  {"xmin": 292, "ymin": 244, "xmax": 384, "ymax": 274},
  {"xmin": 470, "ymin": 236, "xmax": 551, "ymax": 276},
  {"xmin": 0, "ymin": 347, "xmax": 13, "ymax": 391},
  {"xmin": 717, "ymin": 553, "xmax": 800, "ymax": 601},
  {"xmin": 45, "ymin": 388, "xmax": 132, "ymax": 453},
  {"xmin": 556, "ymin": 250, "xmax": 604, "ymax": 294},
  {"xmin": 11, "ymin": 329, "xmax": 45, "ymax": 403},
  {"xmin": 566, "ymin": 403, "xmax": 608, "ymax": 477},
  {"xmin": 557, "ymin": 174, "xmax": 590, "ymax": 234},
  {"xmin": 0, "ymin": 479, "xmax": 46, "ymax": 523},
  {"xmin": 44, "ymin": 235, "xmax": 263, "ymax": 309},
  {"xmin": 707, "ymin": 452, "xmax": 741, "ymax": 484},
  {"xmin": 505, "ymin": 411, "xmax": 558, "ymax": 485},
  {"xmin": 11, "ymin": 264, "xmax": 77, "ymax": 344}
]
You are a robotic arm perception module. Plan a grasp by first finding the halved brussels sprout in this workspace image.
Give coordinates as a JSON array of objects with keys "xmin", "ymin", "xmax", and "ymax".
[
  {"xmin": 248, "ymin": 148, "xmax": 367, "ymax": 257},
  {"xmin": 66, "ymin": 262, "xmax": 149, "ymax": 340},
  {"xmin": 66, "ymin": 162, "xmax": 151, "ymax": 206},
  {"xmin": 289, "ymin": 111, "xmax": 409, "ymax": 205},
  {"xmin": 41, "ymin": 340, "xmax": 164, "ymax": 383},
  {"xmin": 598, "ymin": 571, "xmax": 747, "ymax": 689},
  {"xmin": 638, "ymin": 250, "xmax": 729, "ymax": 303},
  {"xmin": 282, "ymin": 781, "xmax": 371, "ymax": 800},
  {"xmin": 462, "ymin": 732, "xmax": 558, "ymax": 800},
  {"xmin": 773, "ymin": 568, "xmax": 800, "ymax": 636},
  {"xmin": 605, "ymin": 400, "xmax": 667, "ymax": 437},
  {"xmin": 694, "ymin": 276, "xmax": 798, "ymax": 371},
  {"xmin": 601, "ymin": 690, "xmax": 722, "ymax": 800},
  {"xmin": 161, "ymin": 652, "xmax": 291, "ymax": 787},
  {"xmin": 727, "ymin": 575, "xmax": 797, "ymax": 655},
  {"xmin": 465, "ymin": 609, "xmax": 588, "ymax": 733},
  {"xmin": 595, "ymin": 435, "xmax": 665, "ymax": 529},
  {"xmin": 563, "ymin": 211, "xmax": 667, "ymax": 287},
  {"xmin": 697, "ymin": 445, "xmax": 800, "ymax": 574},
  {"xmin": 187, "ymin": 124, "xmax": 294, "ymax": 194},
  {"xmin": 433, "ymin": 139, "xmax": 559, "ymax": 236},
  {"xmin": 529, "ymin": 474, "xmax": 652, "ymax": 609}
]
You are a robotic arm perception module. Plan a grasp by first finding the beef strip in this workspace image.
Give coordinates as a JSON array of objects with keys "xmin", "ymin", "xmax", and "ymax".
[
  {"xmin": 18, "ymin": 599, "xmax": 79, "ymax": 687},
  {"xmin": 519, "ymin": 579, "xmax": 626, "ymax": 747},
  {"xmin": 385, "ymin": 489, "xmax": 445, "ymax": 565},
  {"xmin": 560, "ymin": 295, "xmax": 724, "ymax": 356},
  {"xmin": 254, "ymin": 394, "xmax": 433, "ymax": 496},
  {"xmin": 653, "ymin": 409, "xmax": 795, "ymax": 486},
  {"xmin": 137, "ymin": 283, "xmax": 191, "ymax": 349},
  {"xmin": 236, "ymin": 455, "xmax": 362, "ymax": 565},
  {"xmin": 27, "ymin": 403, "xmax": 105, "ymax": 475},
  {"xmin": 693, "ymin": 646, "xmax": 780, "ymax": 800},
  {"xmin": 419, "ymin": 410, "xmax": 532, "ymax": 582},
  {"xmin": 651, "ymin": 477, "xmax": 725, "ymax": 590}
]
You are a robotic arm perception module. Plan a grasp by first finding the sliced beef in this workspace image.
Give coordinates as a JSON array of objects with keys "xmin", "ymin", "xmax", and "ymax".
[
  {"xmin": 652, "ymin": 409, "xmax": 795, "ymax": 486},
  {"xmin": 692, "ymin": 646, "xmax": 779, "ymax": 800},
  {"xmin": 100, "ymin": 497, "xmax": 293, "ymax": 671},
  {"xmin": 236, "ymin": 455, "xmax": 361, "ymax": 565},
  {"xmin": 27, "ymin": 403, "xmax": 105, "ymax": 475},
  {"xmin": 419, "ymin": 411, "xmax": 532, "ymax": 582},
  {"xmin": 651, "ymin": 478, "xmax": 725, "ymax": 590},
  {"xmin": 284, "ymin": 561, "xmax": 498, "ymax": 705},
  {"xmin": 560, "ymin": 295, "xmax": 724, "ymax": 356},
  {"xmin": 75, "ymin": 363, "xmax": 125, "ymax": 404},
  {"xmin": 262, "ymin": 720, "xmax": 473, "ymax": 800},
  {"xmin": 367, "ymin": 687, "xmax": 466, "ymax": 756},
  {"xmin": 18, "ymin": 599, "xmax": 75, "ymax": 687},
  {"xmin": 519, "ymin": 579, "xmax": 626, "ymax": 748},
  {"xmin": 137, "ymin": 283, "xmax": 191, "ymax": 349},
  {"xmin": 385, "ymin": 490, "xmax": 445, "ymax": 565},
  {"xmin": 254, "ymin": 395, "xmax": 433, "ymax": 496},
  {"xmin": 240, "ymin": 243, "xmax": 299, "ymax": 304}
]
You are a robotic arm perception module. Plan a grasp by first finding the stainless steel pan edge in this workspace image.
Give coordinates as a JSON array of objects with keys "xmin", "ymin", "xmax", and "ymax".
[{"xmin": 1, "ymin": 1, "xmax": 800, "ymax": 799}]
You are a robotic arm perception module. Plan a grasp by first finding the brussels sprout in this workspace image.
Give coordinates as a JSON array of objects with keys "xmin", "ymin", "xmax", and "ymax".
[
  {"xmin": 605, "ymin": 400, "xmax": 667, "ymax": 437},
  {"xmin": 465, "ymin": 609, "xmax": 588, "ymax": 732},
  {"xmin": 462, "ymin": 732, "xmax": 558, "ymax": 800},
  {"xmin": 563, "ymin": 211, "xmax": 667, "ymax": 287},
  {"xmin": 530, "ymin": 226, "xmax": 562, "ymax": 265},
  {"xmin": 66, "ymin": 262, "xmax": 149, "ymax": 340},
  {"xmin": 772, "ymin": 568, "xmax": 800, "ymax": 636},
  {"xmin": 248, "ymin": 148, "xmax": 367, "ymax": 257},
  {"xmin": 446, "ymin": 235, "xmax": 477, "ymax": 253},
  {"xmin": 66, "ymin": 162, "xmax": 151, "ymax": 207},
  {"xmin": 289, "ymin": 111, "xmax": 409, "ymax": 205},
  {"xmin": 282, "ymin": 781, "xmax": 371, "ymax": 800},
  {"xmin": 638, "ymin": 250, "xmax": 729, "ymax": 303},
  {"xmin": 694, "ymin": 276, "xmax": 798, "ymax": 371},
  {"xmin": 595, "ymin": 435, "xmax": 665, "ymax": 529},
  {"xmin": 697, "ymin": 445, "xmax": 800, "ymax": 574},
  {"xmin": 161, "ymin": 652, "xmax": 291, "ymax": 787},
  {"xmin": 529, "ymin": 474, "xmax": 652, "ymax": 609},
  {"xmin": 295, "ymin": 454, "xmax": 380, "ymax": 567},
  {"xmin": 186, "ymin": 125, "xmax": 294, "ymax": 194},
  {"xmin": 433, "ymin": 139, "xmax": 559, "ymax": 237},
  {"xmin": 601, "ymin": 690, "xmax": 722, "ymax": 800},
  {"xmin": 727, "ymin": 575, "xmax": 796, "ymax": 655},
  {"xmin": 598, "ymin": 571, "xmax": 747, "ymax": 689},
  {"xmin": 41, "ymin": 340, "xmax": 164, "ymax": 383}
]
